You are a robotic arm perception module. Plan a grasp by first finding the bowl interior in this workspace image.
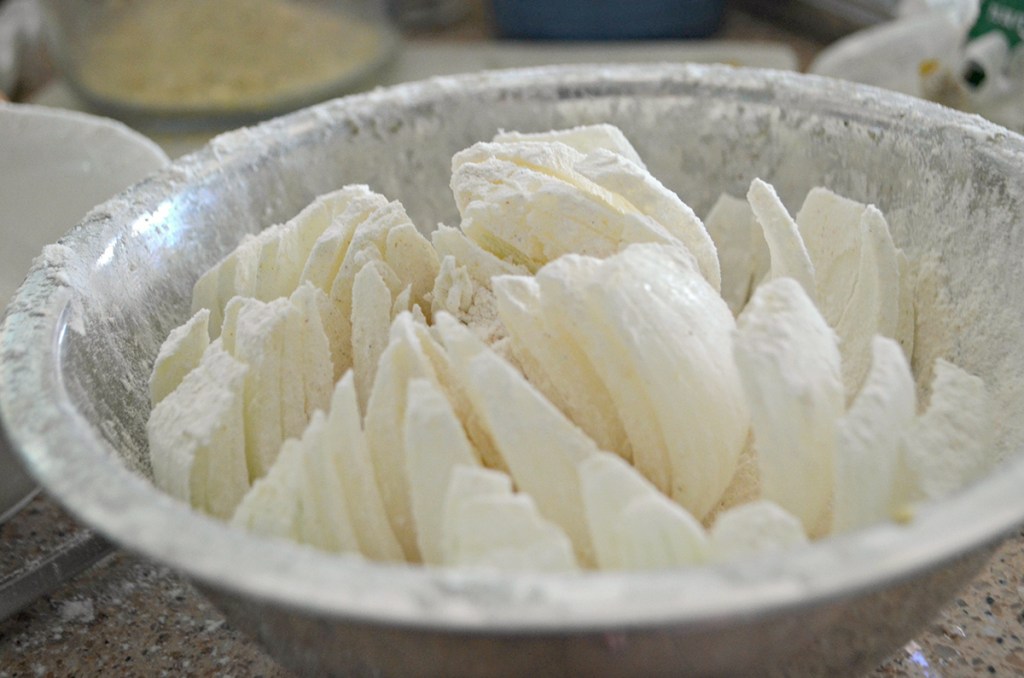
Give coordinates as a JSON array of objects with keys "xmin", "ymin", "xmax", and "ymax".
[{"xmin": 4, "ymin": 64, "xmax": 1024, "ymax": 631}]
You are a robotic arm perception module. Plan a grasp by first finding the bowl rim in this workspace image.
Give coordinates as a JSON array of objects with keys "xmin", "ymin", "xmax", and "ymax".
[{"xmin": 3, "ymin": 63, "xmax": 1024, "ymax": 632}]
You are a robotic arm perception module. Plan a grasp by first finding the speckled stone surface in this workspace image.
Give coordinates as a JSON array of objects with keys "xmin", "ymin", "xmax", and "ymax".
[
  {"xmin": 2, "ymin": 493, "xmax": 1022, "ymax": 677},
  {"xmin": 0, "ymin": 495, "xmax": 286, "ymax": 678}
]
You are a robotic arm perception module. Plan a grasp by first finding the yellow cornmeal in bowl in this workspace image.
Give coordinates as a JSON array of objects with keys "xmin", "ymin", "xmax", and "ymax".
[{"xmin": 75, "ymin": 0, "xmax": 387, "ymax": 111}]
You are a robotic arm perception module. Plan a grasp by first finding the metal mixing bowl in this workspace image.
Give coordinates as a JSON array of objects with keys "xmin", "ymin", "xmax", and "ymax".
[{"xmin": 3, "ymin": 65, "xmax": 1024, "ymax": 676}]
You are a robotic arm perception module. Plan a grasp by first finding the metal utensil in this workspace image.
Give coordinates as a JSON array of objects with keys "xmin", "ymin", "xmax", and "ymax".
[
  {"xmin": 0, "ymin": 424, "xmax": 115, "ymax": 621},
  {"xmin": 0, "ymin": 531, "xmax": 113, "ymax": 621},
  {"xmin": 0, "ymin": 435, "xmax": 37, "ymax": 525}
]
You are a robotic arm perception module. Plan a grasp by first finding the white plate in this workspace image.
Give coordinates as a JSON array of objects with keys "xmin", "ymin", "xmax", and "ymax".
[{"xmin": 0, "ymin": 102, "xmax": 169, "ymax": 521}]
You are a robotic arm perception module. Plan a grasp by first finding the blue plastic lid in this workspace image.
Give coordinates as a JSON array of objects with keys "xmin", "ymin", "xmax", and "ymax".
[{"xmin": 491, "ymin": 0, "xmax": 725, "ymax": 40}]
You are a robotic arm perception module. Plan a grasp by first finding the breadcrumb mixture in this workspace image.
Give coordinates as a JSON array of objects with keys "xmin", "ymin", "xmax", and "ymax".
[{"xmin": 76, "ymin": 0, "xmax": 384, "ymax": 109}]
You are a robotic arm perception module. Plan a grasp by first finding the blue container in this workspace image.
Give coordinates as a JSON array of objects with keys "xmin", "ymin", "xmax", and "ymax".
[{"xmin": 491, "ymin": 0, "xmax": 726, "ymax": 40}]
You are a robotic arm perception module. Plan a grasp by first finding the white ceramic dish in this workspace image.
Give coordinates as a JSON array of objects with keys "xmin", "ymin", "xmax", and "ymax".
[
  {"xmin": 0, "ymin": 103, "xmax": 168, "ymax": 306},
  {"xmin": 0, "ymin": 102, "xmax": 168, "ymax": 521}
]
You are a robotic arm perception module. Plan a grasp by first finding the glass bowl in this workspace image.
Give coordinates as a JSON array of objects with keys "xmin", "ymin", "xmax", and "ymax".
[{"xmin": 40, "ymin": 0, "xmax": 400, "ymax": 130}]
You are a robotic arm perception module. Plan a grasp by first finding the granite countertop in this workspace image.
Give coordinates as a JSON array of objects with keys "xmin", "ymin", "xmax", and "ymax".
[
  {"xmin": 2, "ymin": 494, "xmax": 1023, "ymax": 677},
  {"xmin": 0, "ymin": 499, "xmax": 284, "ymax": 677},
  {"xmin": 4, "ymin": 3, "xmax": 1024, "ymax": 677}
]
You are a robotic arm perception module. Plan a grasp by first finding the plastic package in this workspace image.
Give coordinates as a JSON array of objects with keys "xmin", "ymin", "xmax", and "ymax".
[{"xmin": 812, "ymin": 0, "xmax": 1024, "ymax": 132}]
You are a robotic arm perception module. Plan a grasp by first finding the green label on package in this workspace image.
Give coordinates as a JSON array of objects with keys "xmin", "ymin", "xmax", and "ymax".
[{"xmin": 969, "ymin": 0, "xmax": 1024, "ymax": 47}]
